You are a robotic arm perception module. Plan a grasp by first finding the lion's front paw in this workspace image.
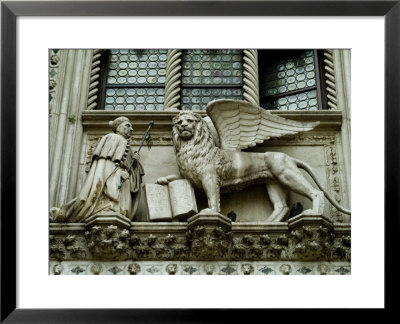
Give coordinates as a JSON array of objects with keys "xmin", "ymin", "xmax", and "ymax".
[{"xmin": 156, "ymin": 177, "xmax": 169, "ymax": 185}]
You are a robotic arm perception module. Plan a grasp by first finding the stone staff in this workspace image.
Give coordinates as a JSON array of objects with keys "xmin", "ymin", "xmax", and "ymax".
[{"xmin": 118, "ymin": 120, "xmax": 154, "ymax": 190}]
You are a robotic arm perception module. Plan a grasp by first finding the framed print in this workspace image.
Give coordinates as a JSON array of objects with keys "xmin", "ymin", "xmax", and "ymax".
[{"xmin": 1, "ymin": 0, "xmax": 398, "ymax": 322}]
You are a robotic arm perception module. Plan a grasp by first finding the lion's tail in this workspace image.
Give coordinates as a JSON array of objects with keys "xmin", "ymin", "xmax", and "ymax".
[{"xmin": 295, "ymin": 159, "xmax": 351, "ymax": 215}]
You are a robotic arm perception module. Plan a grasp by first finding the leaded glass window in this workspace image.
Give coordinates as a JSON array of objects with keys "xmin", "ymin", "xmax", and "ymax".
[
  {"xmin": 259, "ymin": 50, "xmax": 326, "ymax": 111},
  {"xmin": 180, "ymin": 49, "xmax": 244, "ymax": 110},
  {"xmin": 102, "ymin": 49, "xmax": 167, "ymax": 111}
]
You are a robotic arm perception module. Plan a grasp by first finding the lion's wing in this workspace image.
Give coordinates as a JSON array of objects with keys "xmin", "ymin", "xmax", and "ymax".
[{"xmin": 206, "ymin": 99, "xmax": 319, "ymax": 151}]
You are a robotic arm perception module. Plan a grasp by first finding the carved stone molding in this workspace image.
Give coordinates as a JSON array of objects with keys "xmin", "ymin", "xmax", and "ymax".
[
  {"xmin": 81, "ymin": 110, "xmax": 343, "ymax": 133},
  {"xmin": 288, "ymin": 214, "xmax": 335, "ymax": 260},
  {"xmin": 85, "ymin": 212, "xmax": 132, "ymax": 260},
  {"xmin": 187, "ymin": 214, "xmax": 233, "ymax": 260},
  {"xmin": 50, "ymin": 217, "xmax": 350, "ymax": 262},
  {"xmin": 49, "ymin": 49, "xmax": 60, "ymax": 103},
  {"xmin": 130, "ymin": 232, "xmax": 189, "ymax": 261},
  {"xmin": 49, "ymin": 234, "xmax": 88, "ymax": 261},
  {"xmin": 49, "ymin": 260, "xmax": 350, "ymax": 275}
]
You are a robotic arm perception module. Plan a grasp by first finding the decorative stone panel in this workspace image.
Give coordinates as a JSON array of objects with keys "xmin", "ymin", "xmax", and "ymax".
[{"xmin": 50, "ymin": 260, "xmax": 350, "ymax": 275}]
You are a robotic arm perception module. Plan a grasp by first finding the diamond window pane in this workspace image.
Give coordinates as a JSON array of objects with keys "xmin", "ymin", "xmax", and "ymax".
[
  {"xmin": 104, "ymin": 49, "xmax": 166, "ymax": 110},
  {"xmin": 259, "ymin": 50, "xmax": 321, "ymax": 111},
  {"xmin": 181, "ymin": 88, "xmax": 243, "ymax": 111},
  {"xmin": 107, "ymin": 49, "xmax": 168, "ymax": 86},
  {"xmin": 105, "ymin": 87, "xmax": 165, "ymax": 111},
  {"xmin": 181, "ymin": 49, "xmax": 244, "ymax": 110},
  {"xmin": 259, "ymin": 50, "xmax": 316, "ymax": 98},
  {"xmin": 260, "ymin": 90, "xmax": 318, "ymax": 111},
  {"xmin": 181, "ymin": 49, "xmax": 243, "ymax": 86}
]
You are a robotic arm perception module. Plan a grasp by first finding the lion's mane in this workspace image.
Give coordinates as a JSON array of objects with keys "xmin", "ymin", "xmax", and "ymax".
[{"xmin": 172, "ymin": 111, "xmax": 231, "ymax": 188}]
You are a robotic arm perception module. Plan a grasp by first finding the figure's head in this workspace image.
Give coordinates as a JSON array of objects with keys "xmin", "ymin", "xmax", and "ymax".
[
  {"xmin": 109, "ymin": 116, "xmax": 133, "ymax": 139},
  {"xmin": 172, "ymin": 111, "xmax": 202, "ymax": 140}
]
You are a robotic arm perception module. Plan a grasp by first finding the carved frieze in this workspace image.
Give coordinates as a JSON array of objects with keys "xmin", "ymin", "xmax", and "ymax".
[
  {"xmin": 50, "ymin": 213, "xmax": 350, "ymax": 262},
  {"xmin": 130, "ymin": 233, "xmax": 189, "ymax": 261},
  {"xmin": 187, "ymin": 225, "xmax": 232, "ymax": 259},
  {"xmin": 49, "ymin": 260, "xmax": 350, "ymax": 275},
  {"xmin": 49, "ymin": 234, "xmax": 88, "ymax": 261},
  {"xmin": 85, "ymin": 225, "xmax": 131, "ymax": 260}
]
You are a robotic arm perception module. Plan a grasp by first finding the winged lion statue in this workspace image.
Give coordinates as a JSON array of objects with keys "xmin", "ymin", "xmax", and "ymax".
[{"xmin": 157, "ymin": 99, "xmax": 351, "ymax": 222}]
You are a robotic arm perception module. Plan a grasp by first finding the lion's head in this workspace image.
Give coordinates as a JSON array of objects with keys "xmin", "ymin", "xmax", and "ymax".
[
  {"xmin": 172, "ymin": 111, "xmax": 202, "ymax": 140},
  {"xmin": 171, "ymin": 111, "xmax": 223, "ymax": 182},
  {"xmin": 172, "ymin": 111, "xmax": 215, "ymax": 153}
]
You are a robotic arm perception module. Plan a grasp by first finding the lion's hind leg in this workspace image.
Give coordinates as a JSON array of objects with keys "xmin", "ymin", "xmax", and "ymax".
[
  {"xmin": 267, "ymin": 153, "xmax": 324, "ymax": 215},
  {"xmin": 278, "ymin": 166, "xmax": 324, "ymax": 215},
  {"xmin": 265, "ymin": 181, "xmax": 289, "ymax": 222}
]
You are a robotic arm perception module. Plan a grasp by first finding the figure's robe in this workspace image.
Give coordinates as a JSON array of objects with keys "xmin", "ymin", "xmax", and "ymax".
[{"xmin": 66, "ymin": 133, "xmax": 144, "ymax": 223}]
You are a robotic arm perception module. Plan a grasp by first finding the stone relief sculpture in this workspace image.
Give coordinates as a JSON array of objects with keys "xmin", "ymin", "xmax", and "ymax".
[
  {"xmin": 50, "ymin": 116, "xmax": 144, "ymax": 223},
  {"xmin": 157, "ymin": 99, "xmax": 351, "ymax": 222}
]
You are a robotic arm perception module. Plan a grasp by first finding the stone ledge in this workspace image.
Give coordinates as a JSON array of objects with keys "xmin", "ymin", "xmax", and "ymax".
[
  {"xmin": 50, "ymin": 223, "xmax": 86, "ymax": 233},
  {"xmin": 50, "ymin": 220, "xmax": 350, "ymax": 235},
  {"xmin": 81, "ymin": 110, "xmax": 343, "ymax": 133},
  {"xmin": 232, "ymin": 222, "xmax": 289, "ymax": 233}
]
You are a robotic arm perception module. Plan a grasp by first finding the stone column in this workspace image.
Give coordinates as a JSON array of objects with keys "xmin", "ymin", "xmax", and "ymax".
[
  {"xmin": 243, "ymin": 49, "xmax": 260, "ymax": 106},
  {"xmin": 49, "ymin": 49, "xmax": 94, "ymax": 207},
  {"xmin": 49, "ymin": 49, "xmax": 68, "ymax": 168},
  {"xmin": 333, "ymin": 49, "xmax": 351, "ymax": 223},
  {"xmin": 164, "ymin": 49, "xmax": 182, "ymax": 110},
  {"xmin": 323, "ymin": 49, "xmax": 339, "ymax": 110}
]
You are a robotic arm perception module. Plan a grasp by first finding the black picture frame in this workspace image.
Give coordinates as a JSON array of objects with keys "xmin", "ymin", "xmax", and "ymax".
[{"xmin": 1, "ymin": 0, "xmax": 398, "ymax": 322}]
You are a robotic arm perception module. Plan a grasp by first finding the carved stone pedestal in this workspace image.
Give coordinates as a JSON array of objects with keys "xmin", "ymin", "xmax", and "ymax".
[
  {"xmin": 288, "ymin": 213, "xmax": 334, "ymax": 261},
  {"xmin": 187, "ymin": 213, "xmax": 232, "ymax": 230},
  {"xmin": 186, "ymin": 213, "xmax": 232, "ymax": 260},
  {"xmin": 85, "ymin": 211, "xmax": 132, "ymax": 260},
  {"xmin": 85, "ymin": 211, "xmax": 131, "ymax": 229}
]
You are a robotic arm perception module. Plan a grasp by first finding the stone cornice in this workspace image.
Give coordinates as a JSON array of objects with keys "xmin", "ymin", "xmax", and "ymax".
[
  {"xmin": 50, "ymin": 221, "xmax": 351, "ymax": 233},
  {"xmin": 81, "ymin": 110, "xmax": 343, "ymax": 133}
]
